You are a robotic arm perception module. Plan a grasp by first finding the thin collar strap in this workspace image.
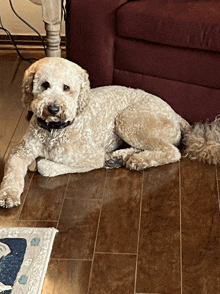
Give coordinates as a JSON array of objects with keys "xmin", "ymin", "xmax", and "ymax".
[{"xmin": 37, "ymin": 117, "xmax": 71, "ymax": 133}]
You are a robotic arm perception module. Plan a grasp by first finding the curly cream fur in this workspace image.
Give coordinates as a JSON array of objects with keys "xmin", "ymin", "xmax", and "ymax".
[
  {"xmin": 183, "ymin": 117, "xmax": 220, "ymax": 164},
  {"xmin": 0, "ymin": 57, "xmax": 189, "ymax": 208}
]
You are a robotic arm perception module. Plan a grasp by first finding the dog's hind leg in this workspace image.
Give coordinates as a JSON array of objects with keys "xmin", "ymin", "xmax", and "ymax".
[
  {"xmin": 125, "ymin": 140, "xmax": 181, "ymax": 170},
  {"xmin": 105, "ymin": 147, "xmax": 140, "ymax": 169},
  {"xmin": 108, "ymin": 103, "xmax": 182, "ymax": 170},
  {"xmin": 105, "ymin": 140, "xmax": 181, "ymax": 170}
]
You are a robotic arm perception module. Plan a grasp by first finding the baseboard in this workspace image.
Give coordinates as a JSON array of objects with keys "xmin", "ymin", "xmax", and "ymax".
[{"xmin": 0, "ymin": 34, "xmax": 66, "ymax": 48}]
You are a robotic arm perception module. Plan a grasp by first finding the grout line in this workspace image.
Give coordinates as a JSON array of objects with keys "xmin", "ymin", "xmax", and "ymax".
[
  {"xmin": 86, "ymin": 169, "xmax": 107, "ymax": 294},
  {"xmin": 3, "ymin": 108, "xmax": 25, "ymax": 161},
  {"xmin": 179, "ymin": 161, "xmax": 183, "ymax": 294},
  {"xmin": 215, "ymin": 165, "xmax": 220, "ymax": 211},
  {"xmin": 56, "ymin": 257, "xmax": 93, "ymax": 262},
  {"xmin": 64, "ymin": 197, "xmax": 102, "ymax": 201},
  {"xmin": 10, "ymin": 56, "xmax": 22, "ymax": 84},
  {"xmin": 95, "ymin": 251, "xmax": 137, "ymax": 256},
  {"xmin": 18, "ymin": 219, "xmax": 58, "ymax": 223},
  {"xmin": 134, "ymin": 171, "xmax": 144, "ymax": 294},
  {"xmin": 18, "ymin": 170, "xmax": 35, "ymax": 220},
  {"xmin": 55, "ymin": 174, "xmax": 71, "ymax": 229}
]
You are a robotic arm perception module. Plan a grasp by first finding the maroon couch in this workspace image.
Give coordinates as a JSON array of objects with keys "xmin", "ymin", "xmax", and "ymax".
[{"xmin": 66, "ymin": 0, "xmax": 220, "ymax": 123}]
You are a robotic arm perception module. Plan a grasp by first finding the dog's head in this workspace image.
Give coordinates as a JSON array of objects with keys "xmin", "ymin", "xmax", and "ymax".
[{"xmin": 22, "ymin": 57, "xmax": 90, "ymax": 123}]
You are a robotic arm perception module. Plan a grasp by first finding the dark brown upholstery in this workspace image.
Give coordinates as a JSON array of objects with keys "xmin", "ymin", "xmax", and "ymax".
[
  {"xmin": 117, "ymin": 1, "xmax": 220, "ymax": 51},
  {"xmin": 66, "ymin": 0, "xmax": 220, "ymax": 123}
]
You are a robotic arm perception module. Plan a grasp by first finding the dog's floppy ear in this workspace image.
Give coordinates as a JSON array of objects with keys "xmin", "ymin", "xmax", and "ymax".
[
  {"xmin": 22, "ymin": 66, "xmax": 35, "ymax": 110},
  {"xmin": 77, "ymin": 70, "xmax": 90, "ymax": 114},
  {"xmin": 21, "ymin": 58, "xmax": 46, "ymax": 109}
]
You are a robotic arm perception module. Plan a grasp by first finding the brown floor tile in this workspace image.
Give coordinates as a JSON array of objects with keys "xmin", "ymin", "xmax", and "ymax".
[
  {"xmin": 215, "ymin": 165, "xmax": 220, "ymax": 201},
  {"xmin": 41, "ymin": 258, "xmax": 58, "ymax": 294},
  {"xmin": 0, "ymin": 54, "xmax": 20, "ymax": 91},
  {"xmin": 0, "ymin": 158, "xmax": 4, "ymax": 182},
  {"xmin": 181, "ymin": 158, "xmax": 220, "ymax": 293},
  {"xmin": 0, "ymin": 97, "xmax": 23, "ymax": 122},
  {"xmin": 65, "ymin": 168, "xmax": 107, "ymax": 200},
  {"xmin": 16, "ymin": 220, "xmax": 57, "ymax": 228},
  {"xmin": 3, "ymin": 110, "xmax": 30, "ymax": 167},
  {"xmin": 2, "ymin": 110, "xmax": 30, "ymax": 161},
  {"xmin": 0, "ymin": 56, "xmax": 30, "ymax": 159},
  {"xmin": 216, "ymin": 164, "xmax": 220, "ymax": 180},
  {"xmin": 52, "ymin": 198, "xmax": 101, "ymax": 259},
  {"xmin": 19, "ymin": 173, "xmax": 69, "ymax": 221},
  {"xmin": 136, "ymin": 162, "xmax": 181, "ymax": 294},
  {"xmin": 88, "ymin": 253, "xmax": 136, "ymax": 294},
  {"xmin": 0, "ymin": 58, "xmax": 29, "ymax": 121},
  {"xmin": 7, "ymin": 109, "xmax": 30, "ymax": 145},
  {"xmin": 0, "ymin": 119, "xmax": 19, "ymax": 158},
  {"xmin": 42, "ymin": 258, "xmax": 92, "ymax": 294},
  {"xmin": 96, "ymin": 168, "xmax": 143, "ymax": 254}
]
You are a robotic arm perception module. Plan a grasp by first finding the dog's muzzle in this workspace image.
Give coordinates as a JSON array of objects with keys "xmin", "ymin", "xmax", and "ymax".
[{"xmin": 37, "ymin": 117, "xmax": 71, "ymax": 133}]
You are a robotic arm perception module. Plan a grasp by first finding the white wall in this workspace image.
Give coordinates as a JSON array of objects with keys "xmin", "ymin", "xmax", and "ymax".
[{"xmin": 0, "ymin": 0, "xmax": 65, "ymax": 36}]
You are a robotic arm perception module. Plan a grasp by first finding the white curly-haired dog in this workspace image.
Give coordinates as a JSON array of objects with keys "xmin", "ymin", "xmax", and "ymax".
[{"xmin": 0, "ymin": 57, "xmax": 190, "ymax": 208}]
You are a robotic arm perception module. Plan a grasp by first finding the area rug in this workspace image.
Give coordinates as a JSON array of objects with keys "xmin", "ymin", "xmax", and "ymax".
[{"xmin": 0, "ymin": 227, "xmax": 58, "ymax": 294}]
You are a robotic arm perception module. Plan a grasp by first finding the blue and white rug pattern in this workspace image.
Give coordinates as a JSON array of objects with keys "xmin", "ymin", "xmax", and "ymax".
[{"xmin": 0, "ymin": 227, "xmax": 58, "ymax": 294}]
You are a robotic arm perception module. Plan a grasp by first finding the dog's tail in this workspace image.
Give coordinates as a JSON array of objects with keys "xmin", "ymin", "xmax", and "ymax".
[{"xmin": 181, "ymin": 116, "xmax": 220, "ymax": 164}]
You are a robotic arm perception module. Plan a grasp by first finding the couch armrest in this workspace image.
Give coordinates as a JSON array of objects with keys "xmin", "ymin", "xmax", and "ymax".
[{"xmin": 66, "ymin": 0, "xmax": 128, "ymax": 87}]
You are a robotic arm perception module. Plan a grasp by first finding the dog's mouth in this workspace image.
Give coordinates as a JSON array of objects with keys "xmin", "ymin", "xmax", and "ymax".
[
  {"xmin": 42, "ymin": 107, "xmax": 63, "ymax": 121},
  {"xmin": 37, "ymin": 117, "xmax": 72, "ymax": 133}
]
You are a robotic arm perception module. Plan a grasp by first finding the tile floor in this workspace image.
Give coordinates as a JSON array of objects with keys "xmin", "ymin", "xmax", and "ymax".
[{"xmin": 0, "ymin": 50, "xmax": 220, "ymax": 294}]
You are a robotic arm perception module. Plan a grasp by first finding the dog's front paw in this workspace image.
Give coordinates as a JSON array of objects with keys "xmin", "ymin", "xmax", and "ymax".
[
  {"xmin": 37, "ymin": 159, "xmax": 60, "ymax": 177},
  {"xmin": 105, "ymin": 156, "xmax": 124, "ymax": 169},
  {"xmin": 0, "ymin": 189, "xmax": 21, "ymax": 208},
  {"xmin": 126, "ymin": 154, "xmax": 150, "ymax": 171},
  {"xmin": 37, "ymin": 159, "xmax": 52, "ymax": 177}
]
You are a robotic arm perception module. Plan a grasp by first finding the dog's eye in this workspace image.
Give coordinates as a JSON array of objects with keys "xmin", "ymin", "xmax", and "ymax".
[
  {"xmin": 63, "ymin": 85, "xmax": 70, "ymax": 91},
  {"xmin": 42, "ymin": 81, "xmax": 50, "ymax": 90}
]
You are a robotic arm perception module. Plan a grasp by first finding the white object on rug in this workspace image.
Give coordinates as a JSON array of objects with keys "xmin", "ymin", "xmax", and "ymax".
[
  {"xmin": 0, "ymin": 227, "xmax": 58, "ymax": 294},
  {"xmin": 0, "ymin": 281, "xmax": 12, "ymax": 292},
  {"xmin": 0, "ymin": 242, "xmax": 11, "ymax": 258}
]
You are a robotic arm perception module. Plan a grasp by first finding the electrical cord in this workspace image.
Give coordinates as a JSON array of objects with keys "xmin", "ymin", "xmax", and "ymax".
[
  {"xmin": 1, "ymin": 0, "xmax": 66, "ymax": 61},
  {"xmin": 9, "ymin": 0, "xmax": 46, "ymax": 54},
  {"xmin": 0, "ymin": 17, "xmax": 23, "ymax": 59},
  {"xmin": 0, "ymin": 17, "xmax": 37, "ymax": 63},
  {"xmin": 0, "ymin": 0, "xmax": 47, "ymax": 62}
]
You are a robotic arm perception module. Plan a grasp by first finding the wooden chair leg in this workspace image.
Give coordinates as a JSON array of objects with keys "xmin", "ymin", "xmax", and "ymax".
[
  {"xmin": 45, "ymin": 22, "xmax": 61, "ymax": 57},
  {"xmin": 29, "ymin": 0, "xmax": 62, "ymax": 57}
]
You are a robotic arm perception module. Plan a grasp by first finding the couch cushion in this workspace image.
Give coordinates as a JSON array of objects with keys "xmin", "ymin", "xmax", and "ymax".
[
  {"xmin": 117, "ymin": 1, "xmax": 220, "ymax": 51},
  {"xmin": 114, "ymin": 68, "xmax": 220, "ymax": 124},
  {"xmin": 115, "ymin": 37, "xmax": 220, "ymax": 89}
]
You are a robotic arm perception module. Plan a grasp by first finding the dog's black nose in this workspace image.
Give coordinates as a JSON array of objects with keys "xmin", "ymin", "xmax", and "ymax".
[{"xmin": 47, "ymin": 104, "xmax": 60, "ymax": 114}]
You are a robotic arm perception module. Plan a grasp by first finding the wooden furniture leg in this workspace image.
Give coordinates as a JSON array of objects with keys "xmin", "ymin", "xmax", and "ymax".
[
  {"xmin": 44, "ymin": 22, "xmax": 61, "ymax": 57},
  {"xmin": 29, "ymin": 0, "xmax": 62, "ymax": 57},
  {"xmin": 42, "ymin": 0, "xmax": 62, "ymax": 57}
]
